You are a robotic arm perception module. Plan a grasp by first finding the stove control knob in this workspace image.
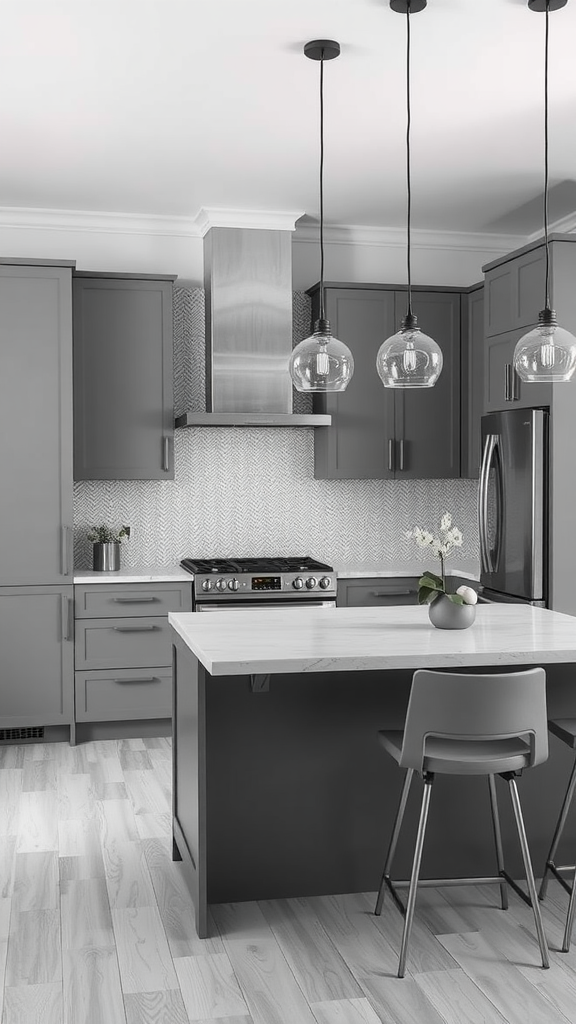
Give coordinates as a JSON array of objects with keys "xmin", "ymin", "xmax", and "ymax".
[
  {"xmin": 306, "ymin": 576, "xmax": 317, "ymax": 590},
  {"xmin": 201, "ymin": 579, "xmax": 213, "ymax": 592},
  {"xmin": 292, "ymin": 577, "xmax": 304, "ymax": 590},
  {"xmin": 228, "ymin": 578, "xmax": 239, "ymax": 591},
  {"xmin": 319, "ymin": 576, "xmax": 332, "ymax": 590},
  {"xmin": 215, "ymin": 578, "xmax": 228, "ymax": 592}
]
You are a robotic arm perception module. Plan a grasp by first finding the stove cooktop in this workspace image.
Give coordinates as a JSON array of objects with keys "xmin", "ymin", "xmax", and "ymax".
[{"xmin": 180, "ymin": 556, "xmax": 333, "ymax": 576}]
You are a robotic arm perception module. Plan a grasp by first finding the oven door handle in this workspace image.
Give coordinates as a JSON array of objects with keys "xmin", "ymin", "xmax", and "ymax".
[{"xmin": 195, "ymin": 601, "xmax": 337, "ymax": 611}]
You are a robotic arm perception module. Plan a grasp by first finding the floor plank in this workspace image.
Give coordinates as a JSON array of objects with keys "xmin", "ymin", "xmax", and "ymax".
[
  {"xmin": 12, "ymin": 851, "xmax": 58, "ymax": 911},
  {"xmin": 124, "ymin": 989, "xmax": 189, "ymax": 1024},
  {"xmin": 112, "ymin": 905, "xmax": 179, "ymax": 994},
  {"xmin": 310, "ymin": 997, "xmax": 384, "ymax": 1024},
  {"xmin": 174, "ymin": 952, "xmax": 249, "ymax": 1020},
  {"xmin": 3, "ymin": 982, "xmax": 62, "ymax": 1024},
  {"xmin": 0, "ymin": 899, "xmax": 12, "ymax": 1023},
  {"xmin": 438, "ymin": 931, "xmax": 571, "ymax": 1024},
  {"xmin": 5, "ymin": 908, "xmax": 61, "ymax": 986},
  {"xmin": 144, "ymin": 837, "xmax": 224, "ymax": 956},
  {"xmin": 415, "ymin": 967, "xmax": 508, "ymax": 1024},
  {"xmin": 102, "ymin": 839, "xmax": 157, "ymax": 909},
  {"xmin": 16, "ymin": 791, "xmax": 58, "ymax": 853},
  {"xmin": 0, "ymin": 771, "xmax": 22, "ymax": 837}
]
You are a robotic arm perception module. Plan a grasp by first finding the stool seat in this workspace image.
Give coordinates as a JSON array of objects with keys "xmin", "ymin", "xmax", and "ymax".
[
  {"xmin": 378, "ymin": 730, "xmax": 532, "ymax": 775},
  {"xmin": 548, "ymin": 718, "xmax": 576, "ymax": 749}
]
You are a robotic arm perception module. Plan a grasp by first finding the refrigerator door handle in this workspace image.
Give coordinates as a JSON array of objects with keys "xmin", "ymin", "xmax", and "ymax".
[{"xmin": 478, "ymin": 433, "xmax": 493, "ymax": 572}]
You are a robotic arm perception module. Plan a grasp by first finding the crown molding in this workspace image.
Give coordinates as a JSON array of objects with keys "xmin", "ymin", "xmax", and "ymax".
[
  {"xmin": 294, "ymin": 222, "xmax": 529, "ymax": 255},
  {"xmin": 0, "ymin": 206, "xmax": 201, "ymax": 237},
  {"xmin": 526, "ymin": 210, "xmax": 576, "ymax": 242},
  {"xmin": 193, "ymin": 207, "xmax": 304, "ymax": 236}
]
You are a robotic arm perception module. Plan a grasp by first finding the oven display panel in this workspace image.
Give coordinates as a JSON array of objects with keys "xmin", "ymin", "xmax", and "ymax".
[{"xmin": 251, "ymin": 576, "xmax": 282, "ymax": 591}]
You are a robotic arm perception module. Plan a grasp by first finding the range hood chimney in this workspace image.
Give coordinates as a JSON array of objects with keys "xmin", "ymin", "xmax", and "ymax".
[{"xmin": 175, "ymin": 210, "xmax": 331, "ymax": 427}]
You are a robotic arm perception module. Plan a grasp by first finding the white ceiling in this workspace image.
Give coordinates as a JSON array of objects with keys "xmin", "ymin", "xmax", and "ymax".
[{"xmin": 1, "ymin": 0, "xmax": 576, "ymax": 236}]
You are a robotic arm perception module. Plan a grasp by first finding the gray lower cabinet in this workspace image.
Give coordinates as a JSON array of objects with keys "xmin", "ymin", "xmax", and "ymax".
[
  {"xmin": 0, "ymin": 586, "xmax": 74, "ymax": 734},
  {"xmin": 310, "ymin": 284, "xmax": 461, "ymax": 479},
  {"xmin": 73, "ymin": 582, "xmax": 191, "ymax": 724},
  {"xmin": 73, "ymin": 273, "xmax": 175, "ymax": 480},
  {"xmin": 338, "ymin": 578, "xmax": 419, "ymax": 607},
  {"xmin": 0, "ymin": 264, "xmax": 73, "ymax": 585}
]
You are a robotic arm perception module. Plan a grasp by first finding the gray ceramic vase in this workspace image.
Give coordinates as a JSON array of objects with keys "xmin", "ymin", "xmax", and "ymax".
[{"xmin": 428, "ymin": 593, "xmax": 476, "ymax": 630}]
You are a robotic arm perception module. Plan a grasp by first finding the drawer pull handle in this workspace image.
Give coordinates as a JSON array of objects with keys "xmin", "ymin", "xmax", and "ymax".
[
  {"xmin": 112, "ymin": 625, "xmax": 158, "ymax": 633},
  {"xmin": 371, "ymin": 589, "xmax": 413, "ymax": 597},
  {"xmin": 113, "ymin": 676, "xmax": 159, "ymax": 683},
  {"xmin": 112, "ymin": 597, "xmax": 158, "ymax": 604}
]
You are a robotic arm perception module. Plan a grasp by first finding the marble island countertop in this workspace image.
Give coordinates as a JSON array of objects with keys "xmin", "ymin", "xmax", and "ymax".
[{"xmin": 169, "ymin": 603, "xmax": 576, "ymax": 676}]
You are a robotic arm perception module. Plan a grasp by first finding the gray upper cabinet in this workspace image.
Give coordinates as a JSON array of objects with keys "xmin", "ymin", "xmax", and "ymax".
[
  {"xmin": 484, "ymin": 247, "xmax": 545, "ymax": 337},
  {"xmin": 311, "ymin": 284, "xmax": 461, "ymax": 480},
  {"xmin": 312, "ymin": 287, "xmax": 396, "ymax": 479},
  {"xmin": 461, "ymin": 284, "xmax": 484, "ymax": 477},
  {"xmin": 484, "ymin": 327, "xmax": 552, "ymax": 413},
  {"xmin": 0, "ymin": 265, "xmax": 73, "ymax": 585},
  {"xmin": 394, "ymin": 291, "xmax": 461, "ymax": 479},
  {"xmin": 73, "ymin": 274, "xmax": 175, "ymax": 480},
  {"xmin": 0, "ymin": 586, "xmax": 74, "ymax": 730}
]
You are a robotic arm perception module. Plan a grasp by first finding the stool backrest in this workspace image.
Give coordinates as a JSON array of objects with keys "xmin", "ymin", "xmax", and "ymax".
[{"xmin": 399, "ymin": 667, "xmax": 548, "ymax": 772}]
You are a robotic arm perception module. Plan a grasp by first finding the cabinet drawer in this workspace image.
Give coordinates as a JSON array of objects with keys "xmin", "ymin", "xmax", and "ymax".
[
  {"xmin": 75, "ymin": 617, "xmax": 171, "ymax": 669},
  {"xmin": 75, "ymin": 583, "xmax": 191, "ymax": 618},
  {"xmin": 338, "ymin": 578, "xmax": 419, "ymax": 608},
  {"xmin": 75, "ymin": 668, "xmax": 171, "ymax": 722}
]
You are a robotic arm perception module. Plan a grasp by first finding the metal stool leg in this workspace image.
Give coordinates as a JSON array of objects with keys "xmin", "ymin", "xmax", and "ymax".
[
  {"xmin": 488, "ymin": 774, "xmax": 509, "ymax": 910},
  {"xmin": 539, "ymin": 752, "xmax": 576, "ymax": 902},
  {"xmin": 375, "ymin": 768, "xmax": 415, "ymax": 916},
  {"xmin": 507, "ymin": 776, "xmax": 550, "ymax": 969},
  {"xmin": 561, "ymin": 875, "xmax": 576, "ymax": 952},
  {"xmin": 397, "ymin": 772, "xmax": 434, "ymax": 978}
]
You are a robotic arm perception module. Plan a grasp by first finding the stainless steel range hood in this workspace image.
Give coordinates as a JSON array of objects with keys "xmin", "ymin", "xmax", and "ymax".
[{"xmin": 175, "ymin": 218, "xmax": 330, "ymax": 427}]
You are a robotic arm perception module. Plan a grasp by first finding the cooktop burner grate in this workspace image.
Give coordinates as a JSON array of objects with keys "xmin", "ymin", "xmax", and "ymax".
[{"xmin": 180, "ymin": 556, "xmax": 333, "ymax": 576}]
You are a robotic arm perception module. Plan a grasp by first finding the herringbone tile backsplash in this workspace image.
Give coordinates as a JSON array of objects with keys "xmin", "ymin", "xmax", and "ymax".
[{"xmin": 74, "ymin": 289, "xmax": 479, "ymax": 570}]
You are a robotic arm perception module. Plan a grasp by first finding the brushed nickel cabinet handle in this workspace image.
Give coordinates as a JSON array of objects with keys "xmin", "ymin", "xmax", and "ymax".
[
  {"xmin": 61, "ymin": 595, "xmax": 73, "ymax": 641},
  {"xmin": 112, "ymin": 625, "xmax": 158, "ymax": 633},
  {"xmin": 399, "ymin": 438, "xmax": 405, "ymax": 471},
  {"xmin": 112, "ymin": 596, "xmax": 158, "ymax": 604},
  {"xmin": 162, "ymin": 436, "xmax": 170, "ymax": 472},
  {"xmin": 512, "ymin": 367, "xmax": 521, "ymax": 401},
  {"xmin": 61, "ymin": 526, "xmax": 73, "ymax": 576},
  {"xmin": 371, "ymin": 588, "xmax": 412, "ymax": 597},
  {"xmin": 504, "ymin": 363, "xmax": 511, "ymax": 402},
  {"xmin": 113, "ymin": 676, "xmax": 158, "ymax": 683},
  {"xmin": 388, "ymin": 438, "xmax": 394, "ymax": 472}
]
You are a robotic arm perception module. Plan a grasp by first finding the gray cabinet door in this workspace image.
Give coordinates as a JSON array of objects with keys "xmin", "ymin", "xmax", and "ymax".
[
  {"xmin": 0, "ymin": 266, "xmax": 73, "ymax": 585},
  {"xmin": 312, "ymin": 287, "xmax": 396, "ymax": 479},
  {"xmin": 0, "ymin": 586, "xmax": 74, "ymax": 729},
  {"xmin": 461, "ymin": 285, "xmax": 484, "ymax": 478},
  {"xmin": 485, "ymin": 247, "xmax": 545, "ymax": 337},
  {"xmin": 393, "ymin": 291, "xmax": 461, "ymax": 479},
  {"xmin": 73, "ymin": 277, "xmax": 174, "ymax": 480},
  {"xmin": 484, "ymin": 328, "xmax": 552, "ymax": 413}
]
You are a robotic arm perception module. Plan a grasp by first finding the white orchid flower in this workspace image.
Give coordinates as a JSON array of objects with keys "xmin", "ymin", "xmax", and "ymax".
[
  {"xmin": 431, "ymin": 539, "xmax": 442, "ymax": 556},
  {"xmin": 440, "ymin": 512, "xmax": 452, "ymax": 531},
  {"xmin": 449, "ymin": 528, "xmax": 463, "ymax": 547},
  {"xmin": 456, "ymin": 585, "xmax": 477, "ymax": 605}
]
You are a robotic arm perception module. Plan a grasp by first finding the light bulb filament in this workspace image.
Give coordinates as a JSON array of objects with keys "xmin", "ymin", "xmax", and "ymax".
[
  {"xmin": 315, "ymin": 347, "xmax": 330, "ymax": 377},
  {"xmin": 402, "ymin": 344, "xmax": 417, "ymax": 373},
  {"xmin": 540, "ymin": 342, "xmax": 555, "ymax": 368}
]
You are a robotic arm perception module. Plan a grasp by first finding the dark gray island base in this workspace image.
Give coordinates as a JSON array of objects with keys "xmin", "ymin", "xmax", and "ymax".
[{"xmin": 171, "ymin": 631, "xmax": 576, "ymax": 940}]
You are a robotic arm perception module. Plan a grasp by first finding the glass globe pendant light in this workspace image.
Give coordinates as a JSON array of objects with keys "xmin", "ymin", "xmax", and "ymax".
[
  {"xmin": 376, "ymin": 0, "xmax": 443, "ymax": 389},
  {"xmin": 289, "ymin": 41, "xmax": 354, "ymax": 392},
  {"xmin": 513, "ymin": 0, "xmax": 576, "ymax": 384}
]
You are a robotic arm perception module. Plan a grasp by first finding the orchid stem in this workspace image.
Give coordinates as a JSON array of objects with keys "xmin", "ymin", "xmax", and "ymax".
[{"xmin": 439, "ymin": 553, "xmax": 445, "ymax": 592}]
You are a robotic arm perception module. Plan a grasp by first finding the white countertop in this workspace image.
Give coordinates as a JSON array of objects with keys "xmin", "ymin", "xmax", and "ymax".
[
  {"xmin": 169, "ymin": 604, "xmax": 576, "ymax": 676},
  {"xmin": 334, "ymin": 560, "xmax": 479, "ymax": 582},
  {"xmin": 74, "ymin": 565, "xmax": 193, "ymax": 583}
]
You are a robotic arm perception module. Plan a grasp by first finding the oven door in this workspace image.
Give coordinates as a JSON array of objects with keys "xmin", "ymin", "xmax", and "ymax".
[{"xmin": 195, "ymin": 600, "xmax": 336, "ymax": 612}]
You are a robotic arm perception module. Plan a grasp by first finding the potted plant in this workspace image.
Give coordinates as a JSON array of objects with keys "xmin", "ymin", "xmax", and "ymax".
[
  {"xmin": 87, "ymin": 524, "xmax": 130, "ymax": 572},
  {"xmin": 405, "ymin": 513, "xmax": 477, "ymax": 629}
]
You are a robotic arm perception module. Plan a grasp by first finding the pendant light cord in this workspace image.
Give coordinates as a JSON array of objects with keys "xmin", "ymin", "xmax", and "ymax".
[
  {"xmin": 406, "ymin": 3, "xmax": 413, "ymax": 318},
  {"xmin": 544, "ymin": 0, "xmax": 551, "ymax": 310},
  {"xmin": 319, "ymin": 51, "xmax": 326, "ymax": 322}
]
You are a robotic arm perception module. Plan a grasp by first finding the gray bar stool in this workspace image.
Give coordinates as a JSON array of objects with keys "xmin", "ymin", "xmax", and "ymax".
[
  {"xmin": 539, "ymin": 718, "xmax": 576, "ymax": 951},
  {"xmin": 374, "ymin": 667, "xmax": 549, "ymax": 977}
]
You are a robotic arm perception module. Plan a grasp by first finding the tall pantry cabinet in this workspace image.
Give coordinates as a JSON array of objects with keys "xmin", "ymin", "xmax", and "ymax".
[{"xmin": 0, "ymin": 261, "xmax": 75, "ymax": 741}]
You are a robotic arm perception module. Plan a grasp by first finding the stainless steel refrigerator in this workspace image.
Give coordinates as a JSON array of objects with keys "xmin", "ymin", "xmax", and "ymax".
[{"xmin": 479, "ymin": 408, "xmax": 548, "ymax": 605}]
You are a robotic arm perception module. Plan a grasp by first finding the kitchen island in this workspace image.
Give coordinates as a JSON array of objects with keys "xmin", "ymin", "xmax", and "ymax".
[{"xmin": 169, "ymin": 604, "xmax": 576, "ymax": 937}]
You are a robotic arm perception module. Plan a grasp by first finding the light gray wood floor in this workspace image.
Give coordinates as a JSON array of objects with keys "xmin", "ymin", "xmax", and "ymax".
[{"xmin": 2, "ymin": 738, "xmax": 576, "ymax": 1023}]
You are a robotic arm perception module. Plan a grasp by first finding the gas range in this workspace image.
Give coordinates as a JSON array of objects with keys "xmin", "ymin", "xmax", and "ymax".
[{"xmin": 180, "ymin": 556, "xmax": 337, "ymax": 605}]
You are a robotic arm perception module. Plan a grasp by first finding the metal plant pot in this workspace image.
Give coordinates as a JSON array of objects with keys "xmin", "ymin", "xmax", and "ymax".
[
  {"xmin": 428, "ymin": 593, "xmax": 476, "ymax": 630},
  {"xmin": 93, "ymin": 542, "xmax": 121, "ymax": 572}
]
